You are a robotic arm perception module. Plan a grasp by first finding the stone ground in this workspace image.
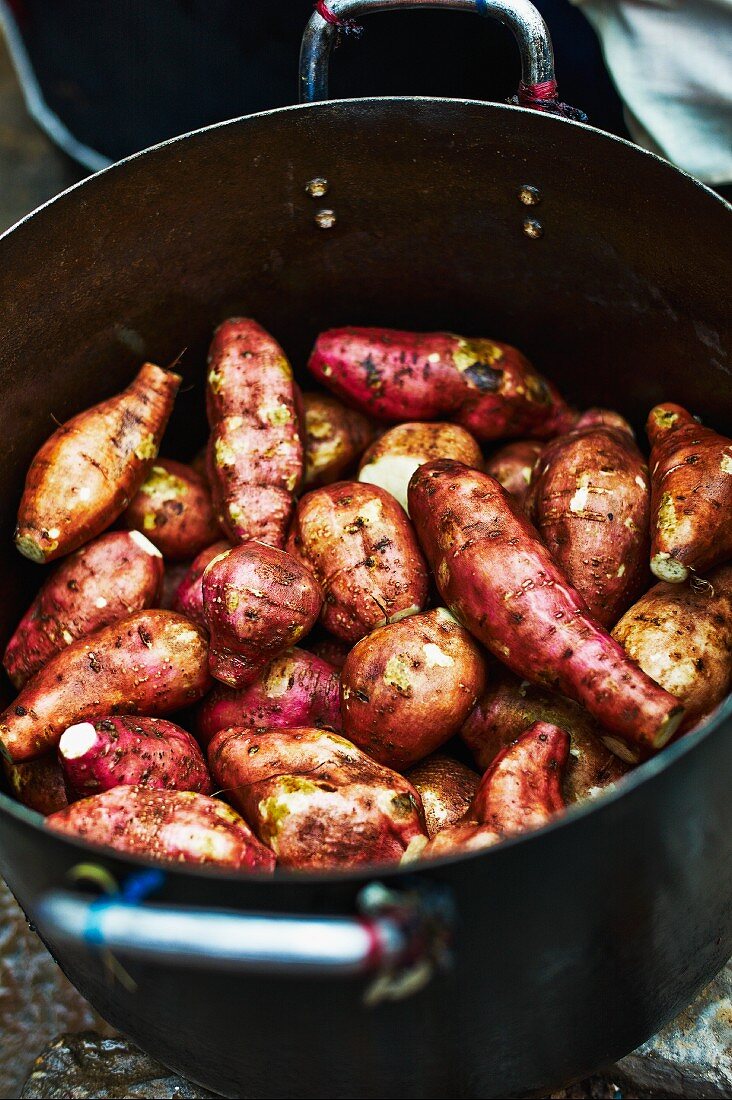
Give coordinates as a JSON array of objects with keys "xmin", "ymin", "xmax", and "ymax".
[{"xmin": 0, "ymin": 23, "xmax": 730, "ymax": 1100}]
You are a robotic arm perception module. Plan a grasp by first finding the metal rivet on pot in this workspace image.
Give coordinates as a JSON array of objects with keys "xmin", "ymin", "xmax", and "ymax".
[
  {"xmin": 518, "ymin": 184, "xmax": 541, "ymax": 206},
  {"xmin": 523, "ymin": 217, "xmax": 543, "ymax": 239},
  {"xmin": 315, "ymin": 208, "xmax": 337, "ymax": 229},
  {"xmin": 306, "ymin": 177, "xmax": 329, "ymax": 198}
]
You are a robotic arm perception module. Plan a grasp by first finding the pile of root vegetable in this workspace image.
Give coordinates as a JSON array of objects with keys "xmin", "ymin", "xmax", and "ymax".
[{"xmin": 1, "ymin": 319, "xmax": 731, "ymax": 872}]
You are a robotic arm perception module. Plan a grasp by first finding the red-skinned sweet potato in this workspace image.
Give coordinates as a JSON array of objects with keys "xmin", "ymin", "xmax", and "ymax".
[
  {"xmin": 121, "ymin": 458, "xmax": 219, "ymax": 560},
  {"xmin": 407, "ymin": 754, "xmax": 480, "ymax": 838},
  {"xmin": 340, "ymin": 607, "xmax": 486, "ymax": 769},
  {"xmin": 422, "ymin": 722, "xmax": 569, "ymax": 857},
  {"xmin": 358, "ymin": 421, "xmax": 482, "ymax": 513},
  {"xmin": 308, "ymin": 327, "xmax": 574, "ymax": 441},
  {"xmin": 461, "ymin": 667, "xmax": 628, "ymax": 802},
  {"xmin": 15, "ymin": 362, "xmax": 180, "ymax": 564},
  {"xmin": 527, "ymin": 413, "xmax": 650, "ymax": 626},
  {"xmin": 647, "ymin": 403, "xmax": 732, "ymax": 582},
  {"xmin": 4, "ymin": 756, "xmax": 68, "ymax": 815},
  {"xmin": 172, "ymin": 539, "xmax": 232, "ymax": 627},
  {"xmin": 484, "ymin": 440, "xmax": 542, "ymax": 508},
  {"xmin": 303, "ymin": 393, "xmax": 375, "ymax": 488},
  {"xmin": 202, "ymin": 542, "xmax": 322, "ymax": 688},
  {"xmin": 59, "ymin": 716, "xmax": 211, "ymax": 797},
  {"xmin": 287, "ymin": 481, "xmax": 428, "ymax": 642},
  {"xmin": 196, "ymin": 647, "xmax": 341, "ymax": 745},
  {"xmin": 208, "ymin": 726, "xmax": 427, "ymax": 870},
  {"xmin": 3, "ymin": 530, "xmax": 163, "ymax": 690},
  {"xmin": 0, "ymin": 610, "xmax": 211, "ymax": 762},
  {"xmin": 206, "ymin": 319, "xmax": 303, "ymax": 548},
  {"xmin": 612, "ymin": 562, "xmax": 732, "ymax": 732},
  {"xmin": 408, "ymin": 460, "xmax": 684, "ymax": 762},
  {"xmin": 46, "ymin": 785, "xmax": 275, "ymax": 871}
]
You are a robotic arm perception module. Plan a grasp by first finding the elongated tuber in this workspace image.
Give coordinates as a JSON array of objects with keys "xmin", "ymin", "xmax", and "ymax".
[
  {"xmin": 647, "ymin": 403, "xmax": 732, "ymax": 582},
  {"xmin": 47, "ymin": 785, "xmax": 275, "ymax": 871},
  {"xmin": 16, "ymin": 362, "xmax": 180, "ymax": 563},
  {"xmin": 408, "ymin": 460, "xmax": 684, "ymax": 762},
  {"xmin": 308, "ymin": 327, "xmax": 574, "ymax": 441},
  {"xmin": 0, "ymin": 609, "xmax": 211, "ymax": 762},
  {"xmin": 208, "ymin": 726, "xmax": 427, "ymax": 869},
  {"xmin": 59, "ymin": 715, "xmax": 211, "ymax": 797},
  {"xmin": 4, "ymin": 530, "xmax": 163, "ymax": 689},
  {"xmin": 206, "ymin": 319, "xmax": 303, "ymax": 548}
]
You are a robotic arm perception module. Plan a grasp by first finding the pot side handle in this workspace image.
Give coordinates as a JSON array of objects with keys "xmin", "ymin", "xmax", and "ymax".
[
  {"xmin": 299, "ymin": 0, "xmax": 555, "ymax": 104},
  {"xmin": 35, "ymin": 878, "xmax": 454, "ymax": 996}
]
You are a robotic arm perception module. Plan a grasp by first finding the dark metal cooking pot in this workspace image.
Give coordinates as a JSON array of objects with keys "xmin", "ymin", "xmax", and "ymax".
[{"xmin": 0, "ymin": 2, "xmax": 730, "ymax": 1097}]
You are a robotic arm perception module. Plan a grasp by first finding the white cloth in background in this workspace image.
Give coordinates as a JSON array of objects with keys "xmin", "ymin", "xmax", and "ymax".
[{"xmin": 573, "ymin": 0, "xmax": 732, "ymax": 184}]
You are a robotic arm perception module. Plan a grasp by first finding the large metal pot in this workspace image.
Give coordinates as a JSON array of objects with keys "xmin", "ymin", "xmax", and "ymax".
[{"xmin": 0, "ymin": 3, "xmax": 730, "ymax": 1097}]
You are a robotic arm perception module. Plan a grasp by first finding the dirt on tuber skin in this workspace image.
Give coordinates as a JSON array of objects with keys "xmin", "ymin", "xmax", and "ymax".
[
  {"xmin": 59, "ymin": 715, "xmax": 212, "ymax": 798},
  {"xmin": 302, "ymin": 392, "xmax": 375, "ymax": 488},
  {"xmin": 196, "ymin": 646, "xmax": 341, "ymax": 746},
  {"xmin": 358, "ymin": 421, "xmax": 483, "ymax": 513},
  {"xmin": 0, "ymin": 609, "xmax": 211, "ymax": 762},
  {"xmin": 46, "ymin": 785, "xmax": 275, "ymax": 871},
  {"xmin": 612, "ymin": 561, "xmax": 732, "ymax": 733},
  {"xmin": 202, "ymin": 541, "xmax": 322, "ymax": 689},
  {"xmin": 461, "ymin": 666, "xmax": 628, "ymax": 802},
  {"xmin": 308, "ymin": 327, "xmax": 576, "ymax": 441},
  {"xmin": 407, "ymin": 753, "xmax": 480, "ymax": 838},
  {"xmin": 647, "ymin": 402, "xmax": 732, "ymax": 583},
  {"xmin": 287, "ymin": 480, "xmax": 429, "ymax": 643},
  {"xmin": 3, "ymin": 530, "xmax": 164, "ymax": 690},
  {"xmin": 121, "ymin": 457, "xmax": 220, "ymax": 560},
  {"xmin": 526, "ymin": 411, "xmax": 651, "ymax": 627},
  {"xmin": 206, "ymin": 318, "xmax": 304, "ymax": 548},
  {"xmin": 408, "ymin": 459, "xmax": 684, "ymax": 763},
  {"xmin": 423, "ymin": 722, "xmax": 570, "ymax": 858},
  {"xmin": 208, "ymin": 726, "xmax": 428, "ymax": 870},
  {"xmin": 340, "ymin": 606, "xmax": 486, "ymax": 769},
  {"xmin": 15, "ymin": 362, "xmax": 180, "ymax": 564}
]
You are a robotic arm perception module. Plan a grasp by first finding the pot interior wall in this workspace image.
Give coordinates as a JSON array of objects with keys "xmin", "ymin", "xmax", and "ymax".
[{"xmin": 0, "ymin": 98, "xmax": 728, "ymax": 648}]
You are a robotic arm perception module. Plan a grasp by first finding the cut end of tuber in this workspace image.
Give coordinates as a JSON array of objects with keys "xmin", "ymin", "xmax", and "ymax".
[
  {"xmin": 128, "ymin": 529, "xmax": 163, "ymax": 557},
  {"xmin": 59, "ymin": 722, "xmax": 99, "ymax": 760},
  {"xmin": 652, "ymin": 706, "xmax": 685, "ymax": 750},
  {"xmin": 359, "ymin": 454, "xmax": 421, "ymax": 513},
  {"xmin": 14, "ymin": 532, "xmax": 49, "ymax": 563},
  {"xmin": 600, "ymin": 736, "xmax": 641, "ymax": 764},
  {"xmin": 650, "ymin": 552, "xmax": 688, "ymax": 584}
]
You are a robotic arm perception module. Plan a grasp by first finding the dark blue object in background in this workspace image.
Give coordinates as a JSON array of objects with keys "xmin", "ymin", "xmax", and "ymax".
[{"xmin": 1, "ymin": 0, "xmax": 628, "ymax": 168}]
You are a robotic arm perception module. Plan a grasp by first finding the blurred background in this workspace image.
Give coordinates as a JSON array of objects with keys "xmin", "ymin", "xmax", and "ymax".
[{"xmin": 0, "ymin": 0, "xmax": 729, "ymax": 235}]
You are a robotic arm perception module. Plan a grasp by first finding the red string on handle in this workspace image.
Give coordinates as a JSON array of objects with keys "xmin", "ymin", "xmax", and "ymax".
[
  {"xmin": 514, "ymin": 80, "xmax": 587, "ymax": 123},
  {"xmin": 314, "ymin": 1, "xmax": 363, "ymax": 38}
]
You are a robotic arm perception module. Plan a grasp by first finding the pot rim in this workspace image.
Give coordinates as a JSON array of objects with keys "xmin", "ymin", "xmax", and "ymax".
[
  {"xmin": 0, "ymin": 95, "xmax": 730, "ymax": 885},
  {"xmin": 1, "ymin": 96, "xmax": 730, "ymax": 250}
]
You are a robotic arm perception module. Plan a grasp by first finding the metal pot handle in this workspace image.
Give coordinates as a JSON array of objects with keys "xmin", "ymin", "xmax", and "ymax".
[
  {"xmin": 300, "ymin": 0, "xmax": 556, "ymax": 104},
  {"xmin": 36, "ymin": 878, "xmax": 453, "ymax": 997}
]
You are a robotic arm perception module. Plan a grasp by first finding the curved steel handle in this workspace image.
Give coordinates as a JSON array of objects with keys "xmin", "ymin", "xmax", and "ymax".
[
  {"xmin": 300, "ymin": 0, "xmax": 555, "ymax": 103},
  {"xmin": 36, "ymin": 880, "xmax": 453, "ymax": 993}
]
